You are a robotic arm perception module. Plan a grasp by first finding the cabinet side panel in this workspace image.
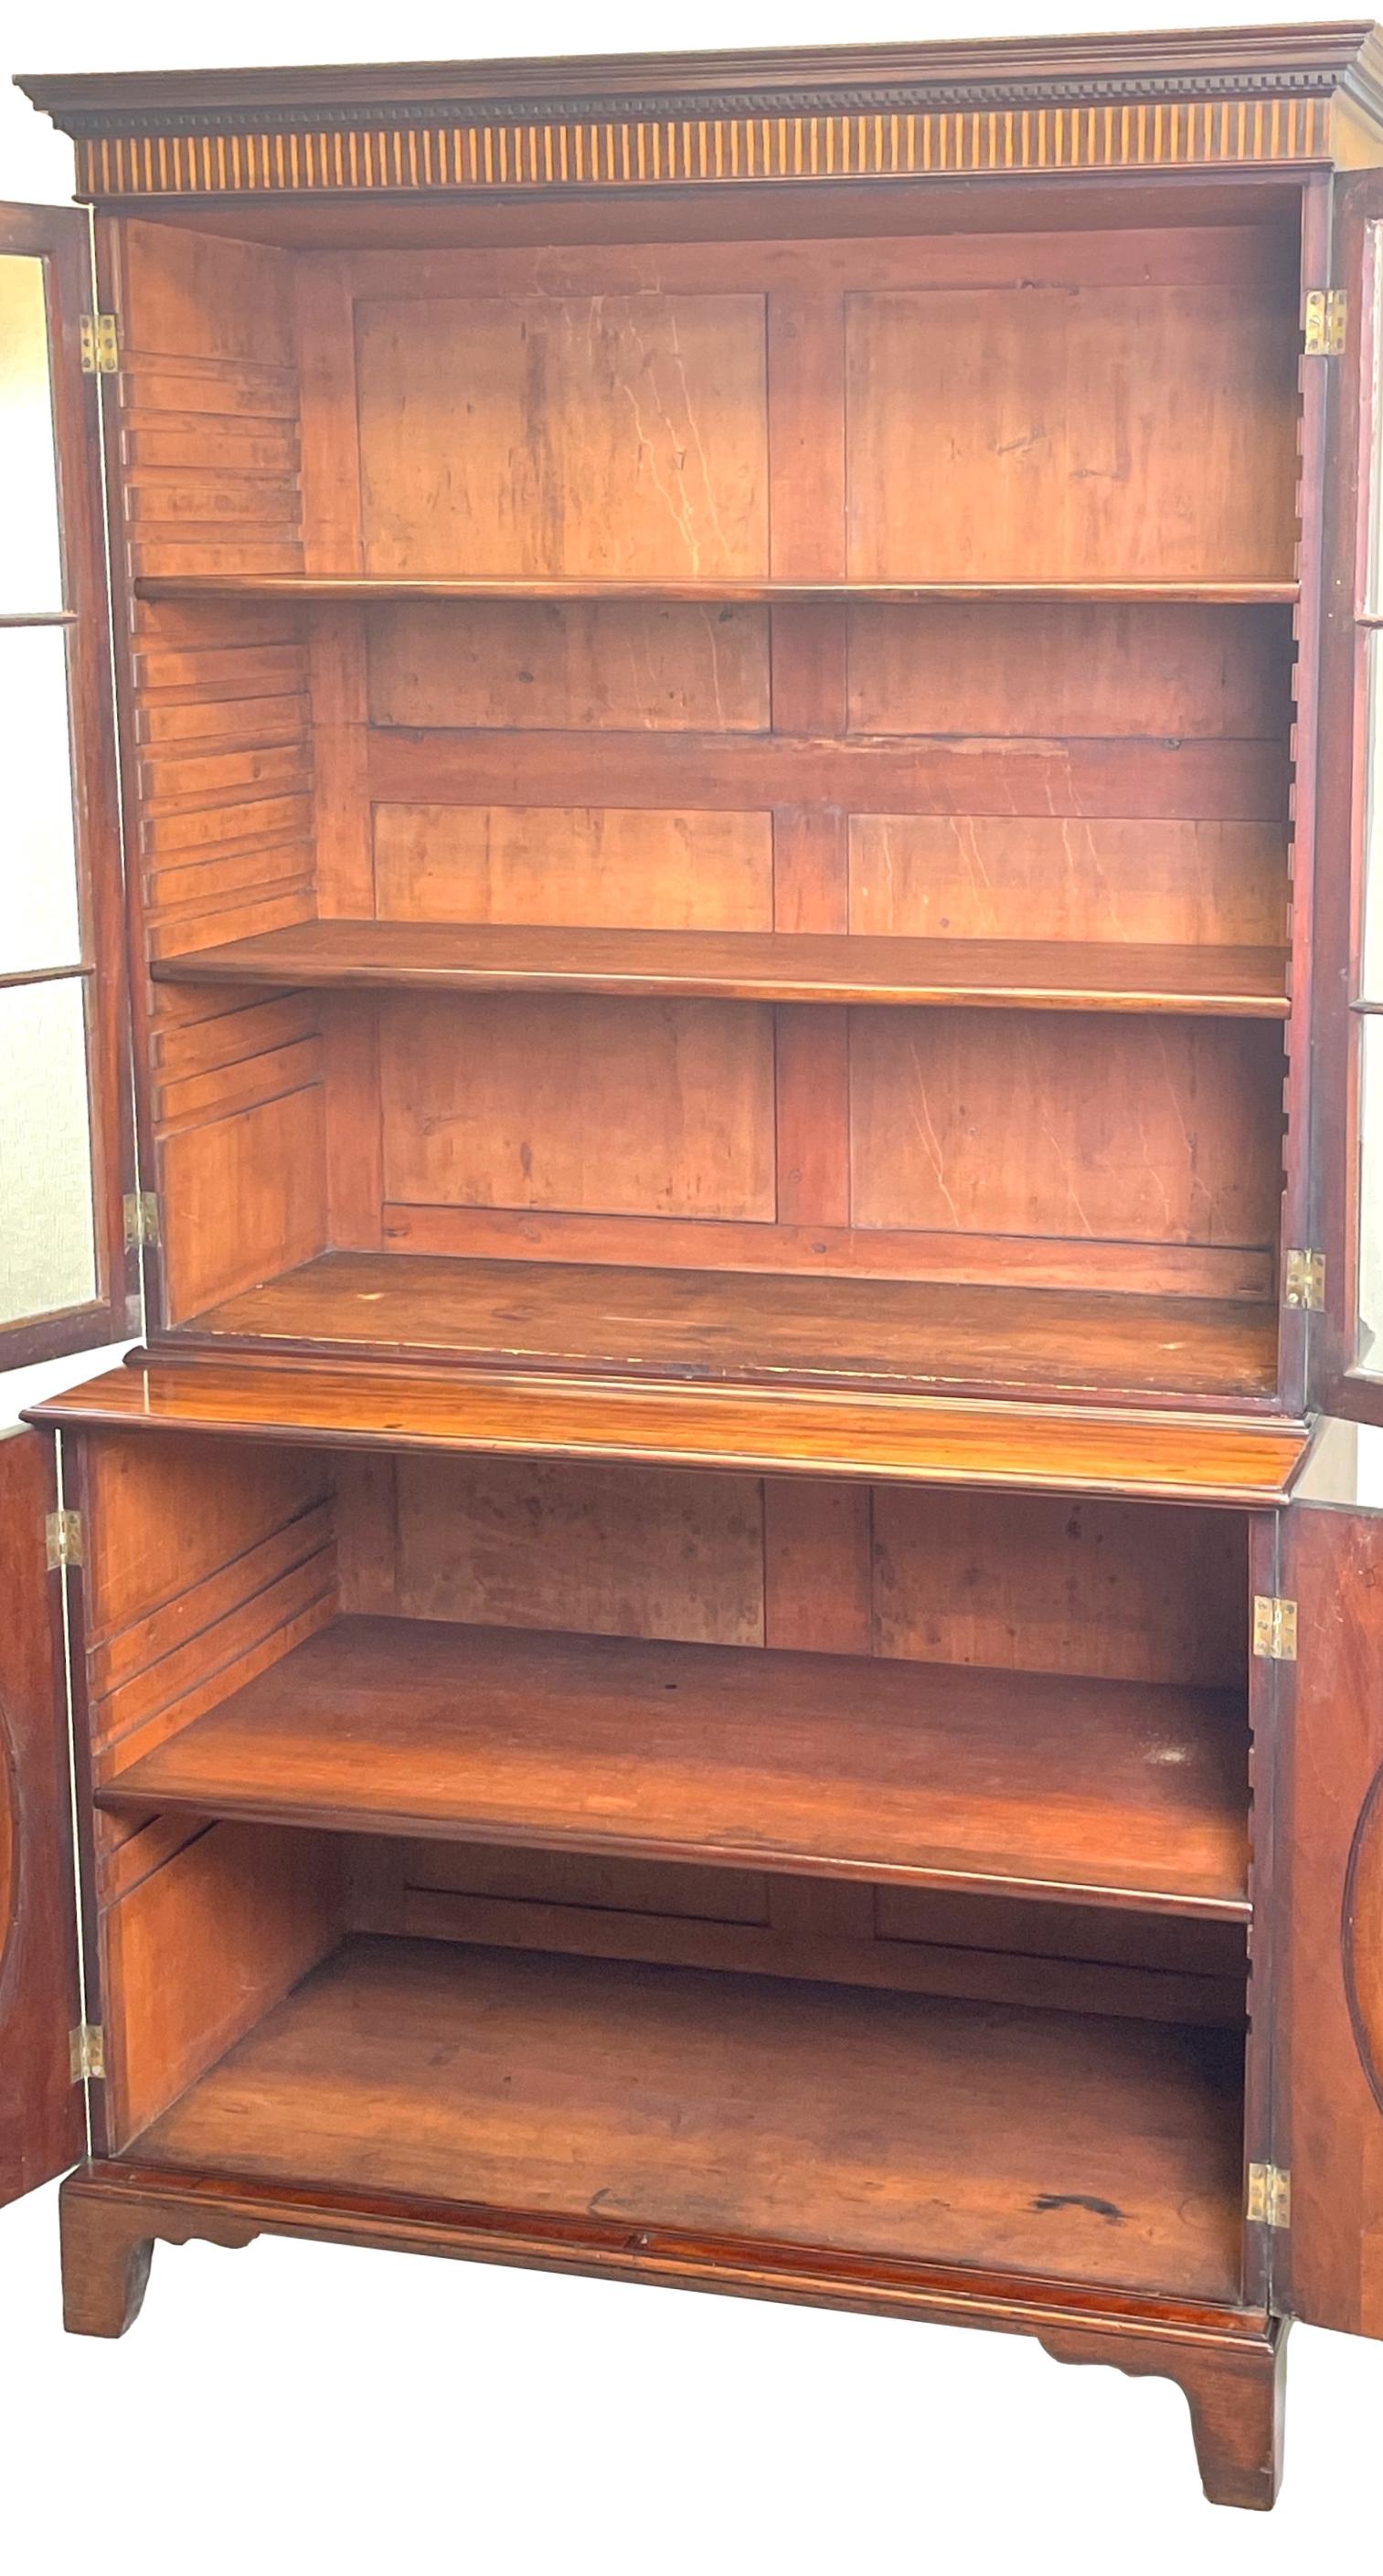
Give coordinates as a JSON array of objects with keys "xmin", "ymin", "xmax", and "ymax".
[
  {"xmin": 82, "ymin": 1431, "xmax": 337, "ymax": 1823},
  {"xmin": 108, "ymin": 220, "xmax": 327, "ymax": 1324},
  {"xmin": 101, "ymin": 1820, "xmax": 343, "ymax": 2146}
]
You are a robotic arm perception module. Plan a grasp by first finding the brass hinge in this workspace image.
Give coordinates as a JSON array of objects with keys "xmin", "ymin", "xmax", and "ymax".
[
  {"xmin": 1247, "ymin": 2162, "xmax": 1292, "ymax": 2228},
  {"xmin": 69, "ymin": 2023, "xmax": 105, "ymax": 2084},
  {"xmin": 1252, "ymin": 1595, "xmax": 1298, "ymax": 1661},
  {"xmin": 1303, "ymin": 287, "xmax": 1347, "ymax": 356},
  {"xmin": 79, "ymin": 312, "xmax": 119, "ymax": 375},
  {"xmin": 1283, "ymin": 1247, "xmax": 1325, "ymax": 1310},
  {"xmin": 45, "ymin": 1509, "xmax": 83, "ymax": 1572},
  {"xmin": 123, "ymin": 1188, "xmax": 161, "ymax": 1250}
]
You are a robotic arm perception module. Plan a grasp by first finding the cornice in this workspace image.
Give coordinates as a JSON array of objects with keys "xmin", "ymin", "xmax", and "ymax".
[
  {"xmin": 17, "ymin": 24, "xmax": 1383, "ymax": 199},
  {"xmin": 18, "ymin": 24, "xmax": 1383, "ymax": 135}
]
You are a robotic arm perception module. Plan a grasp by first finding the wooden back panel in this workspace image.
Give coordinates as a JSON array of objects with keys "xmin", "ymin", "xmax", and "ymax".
[
  {"xmin": 345, "ymin": 224, "xmax": 1293, "ymax": 1306},
  {"xmin": 112, "ymin": 213, "xmax": 1298, "ymax": 1330},
  {"xmin": 337, "ymin": 1447, "xmax": 1249, "ymax": 1688}
]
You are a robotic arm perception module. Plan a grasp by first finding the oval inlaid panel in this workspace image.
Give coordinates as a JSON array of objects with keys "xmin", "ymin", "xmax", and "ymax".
[{"xmin": 1344, "ymin": 1765, "xmax": 1383, "ymax": 2115}]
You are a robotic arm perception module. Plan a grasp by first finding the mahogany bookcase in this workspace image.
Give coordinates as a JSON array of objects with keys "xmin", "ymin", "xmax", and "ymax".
[{"xmin": 5, "ymin": 24, "xmax": 1383, "ymax": 2511}]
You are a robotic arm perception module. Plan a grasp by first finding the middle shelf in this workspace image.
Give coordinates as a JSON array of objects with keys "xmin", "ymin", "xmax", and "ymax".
[
  {"xmin": 97, "ymin": 1613, "xmax": 1250, "ymax": 1921},
  {"xmin": 149, "ymin": 920, "xmax": 1293, "ymax": 1017}
]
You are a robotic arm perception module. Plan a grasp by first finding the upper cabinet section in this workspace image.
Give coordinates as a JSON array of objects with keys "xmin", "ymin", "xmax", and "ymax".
[{"xmin": 19, "ymin": 29, "xmax": 1383, "ymax": 1428}]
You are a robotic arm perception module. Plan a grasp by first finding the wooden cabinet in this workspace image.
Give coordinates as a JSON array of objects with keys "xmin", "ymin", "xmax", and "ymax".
[{"xmin": 7, "ymin": 23, "xmax": 1383, "ymax": 2509}]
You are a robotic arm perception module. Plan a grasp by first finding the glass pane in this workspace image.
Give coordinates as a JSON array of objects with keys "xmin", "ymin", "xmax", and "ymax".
[
  {"xmin": 1293, "ymin": 1415, "xmax": 1383, "ymax": 1511},
  {"xmin": 0, "ymin": 254, "xmax": 63, "ymax": 615},
  {"xmin": 0, "ymin": 626, "xmax": 81, "ymax": 973},
  {"xmin": 0, "ymin": 979, "xmax": 97, "ymax": 1327},
  {"xmin": 1361, "ymin": 1015, "xmax": 1383, "ymax": 1377}
]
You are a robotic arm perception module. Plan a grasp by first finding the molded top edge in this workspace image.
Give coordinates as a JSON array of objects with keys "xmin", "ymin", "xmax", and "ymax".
[{"xmin": 17, "ymin": 21, "xmax": 1383, "ymax": 134}]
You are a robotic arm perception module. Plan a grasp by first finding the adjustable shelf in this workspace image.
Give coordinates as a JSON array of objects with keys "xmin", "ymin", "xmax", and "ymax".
[
  {"xmin": 97, "ymin": 1614, "xmax": 1250, "ymax": 1919},
  {"xmin": 151, "ymin": 923, "xmax": 1293, "ymax": 1018},
  {"xmin": 179, "ymin": 1253, "xmax": 1281, "ymax": 1408},
  {"xmin": 27, "ymin": 1353, "xmax": 1311, "ymax": 1503},
  {"xmin": 133, "ymin": 575, "xmax": 1302, "ymax": 606},
  {"xmin": 129, "ymin": 1934, "xmax": 1246, "ymax": 2306}
]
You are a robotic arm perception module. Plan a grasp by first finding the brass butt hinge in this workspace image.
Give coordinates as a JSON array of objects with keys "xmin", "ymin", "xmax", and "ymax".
[
  {"xmin": 79, "ymin": 312, "xmax": 119, "ymax": 375},
  {"xmin": 69, "ymin": 2023, "xmax": 105, "ymax": 2084},
  {"xmin": 1303, "ymin": 288, "xmax": 1347, "ymax": 355},
  {"xmin": 123, "ymin": 1188, "xmax": 161, "ymax": 1250},
  {"xmin": 1283, "ymin": 1247, "xmax": 1325, "ymax": 1310},
  {"xmin": 45, "ymin": 1509, "xmax": 83, "ymax": 1572},
  {"xmin": 1253, "ymin": 1595, "xmax": 1298, "ymax": 1661},
  {"xmin": 1247, "ymin": 2162, "xmax": 1292, "ymax": 2228}
]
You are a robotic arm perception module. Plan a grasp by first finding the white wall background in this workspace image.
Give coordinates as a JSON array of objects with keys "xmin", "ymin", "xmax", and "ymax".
[{"xmin": 4, "ymin": 6, "xmax": 1382, "ymax": 2566}]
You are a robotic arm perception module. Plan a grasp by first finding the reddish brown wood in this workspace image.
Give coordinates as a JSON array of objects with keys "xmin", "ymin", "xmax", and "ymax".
[
  {"xmin": 59, "ymin": 2186, "xmax": 155, "ymax": 2337},
  {"xmin": 96, "ymin": 1613, "xmax": 1250, "ymax": 1917},
  {"xmin": 56, "ymin": 2155, "xmax": 1269, "ymax": 2427},
  {"xmin": 0, "ymin": 1430, "xmax": 84, "ymax": 2206},
  {"xmin": 12, "ymin": 39, "xmax": 1383, "ymax": 2509},
  {"xmin": 1038, "ymin": 2315, "xmax": 1287, "ymax": 2510},
  {"xmin": 366, "ymin": 722, "xmax": 1286, "ymax": 824},
  {"xmin": 59, "ymin": 2164, "xmax": 260, "ymax": 2337},
  {"xmin": 171, "ymin": 1251, "xmax": 1281, "ymax": 1406},
  {"xmin": 1277, "ymin": 1498, "xmax": 1383, "ymax": 2337},
  {"xmin": 133, "ymin": 575, "xmax": 1303, "ymax": 605},
  {"xmin": 149, "ymin": 920, "xmax": 1293, "ymax": 1014},
  {"xmin": 129, "ymin": 1935, "xmax": 1245, "ymax": 2301},
  {"xmin": 25, "ymin": 1356, "xmax": 1312, "ymax": 1504}
]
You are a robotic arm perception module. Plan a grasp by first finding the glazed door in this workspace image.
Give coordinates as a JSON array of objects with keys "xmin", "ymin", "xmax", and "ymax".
[
  {"xmin": 0, "ymin": 202, "xmax": 133, "ymax": 1368},
  {"xmin": 1313, "ymin": 172, "xmax": 1383, "ymax": 1420},
  {"xmin": 1276, "ymin": 1430, "xmax": 1383, "ymax": 2332},
  {"xmin": 0, "ymin": 1427, "xmax": 83, "ymax": 2202}
]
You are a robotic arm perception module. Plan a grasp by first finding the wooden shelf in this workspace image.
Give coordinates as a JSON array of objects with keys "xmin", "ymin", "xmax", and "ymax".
[
  {"xmin": 133, "ymin": 574, "xmax": 1301, "ymax": 607},
  {"xmin": 27, "ymin": 1353, "xmax": 1312, "ymax": 1504},
  {"xmin": 182, "ymin": 1254, "xmax": 1280, "ymax": 1406},
  {"xmin": 131, "ymin": 1934, "xmax": 1246, "ymax": 2302},
  {"xmin": 98, "ymin": 1614, "xmax": 1250, "ymax": 1918},
  {"xmin": 151, "ymin": 923, "xmax": 1292, "ymax": 1018}
]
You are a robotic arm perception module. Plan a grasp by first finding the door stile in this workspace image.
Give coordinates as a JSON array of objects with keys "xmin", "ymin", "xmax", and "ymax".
[
  {"xmin": 55, "ymin": 1433, "xmax": 108, "ymax": 2161},
  {"xmin": 1285, "ymin": 169, "xmax": 1336, "ymax": 1424},
  {"xmin": 1244, "ymin": 1507, "xmax": 1290, "ymax": 2316},
  {"xmin": 59, "ymin": 207, "xmax": 140, "ymax": 1352},
  {"xmin": 1311, "ymin": 171, "xmax": 1383, "ymax": 1415},
  {"xmin": 91, "ymin": 213, "xmax": 165, "ymax": 1347},
  {"xmin": 0, "ymin": 1429, "xmax": 86, "ymax": 2204}
]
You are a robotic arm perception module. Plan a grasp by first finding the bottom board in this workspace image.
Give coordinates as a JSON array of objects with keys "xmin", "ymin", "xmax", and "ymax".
[{"xmin": 130, "ymin": 1935, "xmax": 1245, "ymax": 2302}]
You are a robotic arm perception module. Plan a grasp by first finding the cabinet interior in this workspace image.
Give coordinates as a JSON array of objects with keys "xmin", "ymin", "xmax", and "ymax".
[
  {"xmin": 115, "ymin": 191, "xmax": 1303, "ymax": 1411},
  {"xmin": 80, "ymin": 1425, "xmax": 1253, "ymax": 2305}
]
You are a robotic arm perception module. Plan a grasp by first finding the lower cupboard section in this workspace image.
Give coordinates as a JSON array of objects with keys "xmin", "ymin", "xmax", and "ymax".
[{"xmin": 98, "ymin": 1828, "xmax": 1248, "ymax": 2309}]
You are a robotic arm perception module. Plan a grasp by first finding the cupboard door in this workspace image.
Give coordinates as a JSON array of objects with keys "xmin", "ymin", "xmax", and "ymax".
[
  {"xmin": 1278, "ymin": 1433, "xmax": 1383, "ymax": 2331},
  {"xmin": 0, "ymin": 1427, "xmax": 83, "ymax": 2205}
]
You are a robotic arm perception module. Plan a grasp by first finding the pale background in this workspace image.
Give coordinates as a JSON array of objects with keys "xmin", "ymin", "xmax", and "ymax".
[{"xmin": 2, "ymin": 5, "xmax": 1381, "ymax": 2565}]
